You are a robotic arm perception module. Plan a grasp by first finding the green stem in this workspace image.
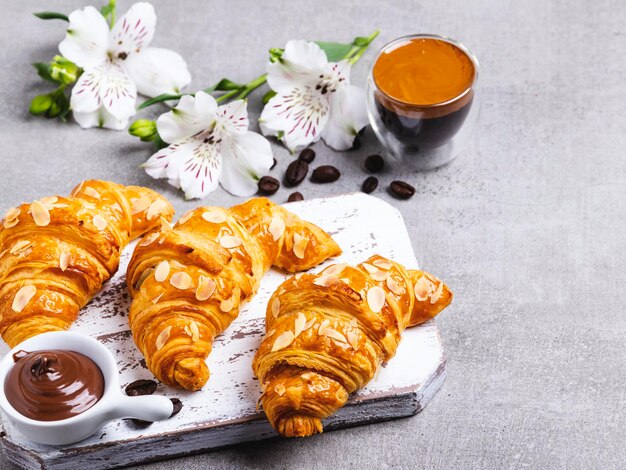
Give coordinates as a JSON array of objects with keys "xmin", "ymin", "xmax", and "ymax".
[{"xmin": 110, "ymin": 0, "xmax": 116, "ymax": 27}]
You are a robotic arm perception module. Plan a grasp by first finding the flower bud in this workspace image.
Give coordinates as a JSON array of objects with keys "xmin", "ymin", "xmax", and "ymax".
[
  {"xmin": 269, "ymin": 48, "xmax": 284, "ymax": 63},
  {"xmin": 50, "ymin": 56, "xmax": 79, "ymax": 85},
  {"xmin": 46, "ymin": 98, "xmax": 62, "ymax": 118},
  {"xmin": 129, "ymin": 119, "xmax": 158, "ymax": 142},
  {"xmin": 29, "ymin": 94, "xmax": 53, "ymax": 115}
]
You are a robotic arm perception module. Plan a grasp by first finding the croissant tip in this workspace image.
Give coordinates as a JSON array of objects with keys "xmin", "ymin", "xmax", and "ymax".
[
  {"xmin": 173, "ymin": 357, "xmax": 210, "ymax": 391},
  {"xmin": 276, "ymin": 415, "xmax": 323, "ymax": 438}
]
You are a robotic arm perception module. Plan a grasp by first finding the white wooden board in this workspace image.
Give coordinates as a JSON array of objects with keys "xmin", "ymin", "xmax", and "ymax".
[{"xmin": 0, "ymin": 193, "xmax": 447, "ymax": 470}]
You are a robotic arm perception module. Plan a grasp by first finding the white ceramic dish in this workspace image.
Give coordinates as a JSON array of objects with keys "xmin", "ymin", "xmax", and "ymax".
[{"xmin": 0, "ymin": 331, "xmax": 173, "ymax": 445}]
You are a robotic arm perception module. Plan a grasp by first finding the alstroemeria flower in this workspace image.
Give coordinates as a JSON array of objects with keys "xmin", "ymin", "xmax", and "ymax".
[
  {"xmin": 59, "ymin": 2, "xmax": 191, "ymax": 130},
  {"xmin": 143, "ymin": 92, "xmax": 273, "ymax": 199},
  {"xmin": 259, "ymin": 40, "xmax": 369, "ymax": 152}
]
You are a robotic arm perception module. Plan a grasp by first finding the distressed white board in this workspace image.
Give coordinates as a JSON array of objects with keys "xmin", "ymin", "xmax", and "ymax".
[{"xmin": 0, "ymin": 193, "xmax": 447, "ymax": 470}]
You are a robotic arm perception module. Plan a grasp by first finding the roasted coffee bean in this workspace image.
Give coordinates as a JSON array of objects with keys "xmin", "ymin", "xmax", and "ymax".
[
  {"xmin": 125, "ymin": 379, "xmax": 157, "ymax": 397},
  {"xmin": 270, "ymin": 158, "xmax": 277, "ymax": 170},
  {"xmin": 287, "ymin": 191, "xmax": 304, "ymax": 202},
  {"xmin": 170, "ymin": 398, "xmax": 183, "ymax": 417},
  {"xmin": 361, "ymin": 176, "xmax": 378, "ymax": 194},
  {"xmin": 284, "ymin": 159, "xmax": 309, "ymax": 186},
  {"xmin": 311, "ymin": 165, "xmax": 340, "ymax": 183},
  {"xmin": 257, "ymin": 176, "xmax": 280, "ymax": 195},
  {"xmin": 389, "ymin": 180, "xmax": 416, "ymax": 199},
  {"xmin": 298, "ymin": 148, "xmax": 316, "ymax": 163},
  {"xmin": 365, "ymin": 154, "xmax": 385, "ymax": 173},
  {"xmin": 128, "ymin": 418, "xmax": 153, "ymax": 427}
]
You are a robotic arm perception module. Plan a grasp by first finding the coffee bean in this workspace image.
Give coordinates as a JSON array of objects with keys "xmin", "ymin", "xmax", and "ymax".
[
  {"xmin": 389, "ymin": 180, "xmax": 416, "ymax": 199},
  {"xmin": 361, "ymin": 176, "xmax": 378, "ymax": 194},
  {"xmin": 311, "ymin": 165, "xmax": 340, "ymax": 183},
  {"xmin": 170, "ymin": 398, "xmax": 183, "ymax": 417},
  {"xmin": 270, "ymin": 158, "xmax": 277, "ymax": 170},
  {"xmin": 128, "ymin": 418, "xmax": 153, "ymax": 427},
  {"xmin": 257, "ymin": 176, "xmax": 280, "ymax": 195},
  {"xmin": 287, "ymin": 192, "xmax": 304, "ymax": 202},
  {"xmin": 298, "ymin": 148, "xmax": 315, "ymax": 163},
  {"xmin": 125, "ymin": 379, "xmax": 157, "ymax": 397},
  {"xmin": 365, "ymin": 154, "xmax": 385, "ymax": 173},
  {"xmin": 284, "ymin": 159, "xmax": 308, "ymax": 187}
]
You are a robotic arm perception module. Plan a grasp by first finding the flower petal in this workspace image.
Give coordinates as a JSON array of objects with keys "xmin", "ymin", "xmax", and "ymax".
[
  {"xmin": 216, "ymin": 100, "xmax": 249, "ymax": 136},
  {"xmin": 267, "ymin": 40, "xmax": 328, "ymax": 92},
  {"xmin": 156, "ymin": 91, "xmax": 217, "ymax": 143},
  {"xmin": 71, "ymin": 67, "xmax": 103, "ymax": 113},
  {"xmin": 58, "ymin": 6, "xmax": 109, "ymax": 68},
  {"xmin": 73, "ymin": 107, "xmax": 130, "ymax": 130},
  {"xmin": 178, "ymin": 140, "xmax": 223, "ymax": 199},
  {"xmin": 144, "ymin": 139, "xmax": 194, "ymax": 184},
  {"xmin": 122, "ymin": 47, "xmax": 191, "ymax": 97},
  {"xmin": 219, "ymin": 132, "xmax": 273, "ymax": 197},
  {"xmin": 260, "ymin": 85, "xmax": 330, "ymax": 151},
  {"xmin": 109, "ymin": 2, "xmax": 156, "ymax": 58},
  {"xmin": 99, "ymin": 63, "xmax": 137, "ymax": 119},
  {"xmin": 321, "ymin": 85, "xmax": 369, "ymax": 150}
]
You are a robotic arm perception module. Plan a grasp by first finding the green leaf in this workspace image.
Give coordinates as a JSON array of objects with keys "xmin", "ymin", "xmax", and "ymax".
[
  {"xmin": 353, "ymin": 36, "xmax": 372, "ymax": 47},
  {"xmin": 315, "ymin": 41, "xmax": 353, "ymax": 62},
  {"xmin": 100, "ymin": 4, "xmax": 114, "ymax": 16},
  {"xmin": 33, "ymin": 63, "xmax": 57, "ymax": 83},
  {"xmin": 53, "ymin": 91, "xmax": 70, "ymax": 121},
  {"xmin": 214, "ymin": 78, "xmax": 242, "ymax": 91},
  {"xmin": 33, "ymin": 11, "xmax": 69, "ymax": 21},
  {"xmin": 262, "ymin": 90, "xmax": 276, "ymax": 104}
]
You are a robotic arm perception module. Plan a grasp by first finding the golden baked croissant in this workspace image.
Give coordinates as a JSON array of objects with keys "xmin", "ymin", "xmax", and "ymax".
[
  {"xmin": 0, "ymin": 180, "xmax": 174, "ymax": 348},
  {"xmin": 126, "ymin": 197, "xmax": 342, "ymax": 391},
  {"xmin": 252, "ymin": 255, "xmax": 453, "ymax": 437}
]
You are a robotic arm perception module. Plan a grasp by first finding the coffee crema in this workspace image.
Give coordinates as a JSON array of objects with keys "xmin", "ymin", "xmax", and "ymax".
[{"xmin": 5, "ymin": 349, "xmax": 104, "ymax": 421}]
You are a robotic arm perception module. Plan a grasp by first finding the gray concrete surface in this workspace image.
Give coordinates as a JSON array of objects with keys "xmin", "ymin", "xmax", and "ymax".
[{"xmin": 1, "ymin": 0, "xmax": 625, "ymax": 468}]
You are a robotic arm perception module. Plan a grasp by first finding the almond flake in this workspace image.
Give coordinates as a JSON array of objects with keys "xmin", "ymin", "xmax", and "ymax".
[
  {"xmin": 292, "ymin": 233, "xmax": 309, "ymax": 259},
  {"xmin": 313, "ymin": 275, "xmax": 338, "ymax": 288},
  {"xmin": 188, "ymin": 321, "xmax": 200, "ymax": 342},
  {"xmin": 170, "ymin": 272, "xmax": 192, "ymax": 290},
  {"xmin": 40, "ymin": 196, "xmax": 58, "ymax": 206},
  {"xmin": 414, "ymin": 276, "xmax": 434, "ymax": 301},
  {"xmin": 362, "ymin": 263, "xmax": 378, "ymax": 274},
  {"xmin": 367, "ymin": 286, "xmax": 386, "ymax": 313},
  {"xmin": 324, "ymin": 263, "xmax": 347, "ymax": 277},
  {"xmin": 12, "ymin": 285, "xmax": 37, "ymax": 312},
  {"xmin": 71, "ymin": 181, "xmax": 84, "ymax": 196},
  {"xmin": 386, "ymin": 276, "xmax": 404, "ymax": 295},
  {"xmin": 274, "ymin": 383, "xmax": 286, "ymax": 396},
  {"xmin": 304, "ymin": 318, "xmax": 316, "ymax": 331},
  {"xmin": 430, "ymin": 282, "xmax": 444, "ymax": 304},
  {"xmin": 373, "ymin": 259, "xmax": 393, "ymax": 270},
  {"xmin": 196, "ymin": 276, "xmax": 216, "ymax": 301},
  {"xmin": 220, "ymin": 295, "xmax": 235, "ymax": 312},
  {"xmin": 271, "ymin": 297, "xmax": 280, "ymax": 318},
  {"xmin": 294, "ymin": 312, "xmax": 306, "ymax": 337},
  {"xmin": 31, "ymin": 201, "xmax": 50, "ymax": 226},
  {"xmin": 151, "ymin": 292, "xmax": 164, "ymax": 304},
  {"xmin": 347, "ymin": 331, "xmax": 359, "ymax": 350},
  {"xmin": 59, "ymin": 251, "xmax": 70, "ymax": 271},
  {"xmin": 170, "ymin": 260, "xmax": 186, "ymax": 270},
  {"xmin": 339, "ymin": 277, "xmax": 351, "ymax": 285},
  {"xmin": 154, "ymin": 261, "xmax": 170, "ymax": 282},
  {"xmin": 4, "ymin": 207, "xmax": 20, "ymax": 222},
  {"xmin": 3, "ymin": 218, "xmax": 19, "ymax": 229},
  {"xmin": 350, "ymin": 318, "xmax": 358, "ymax": 328},
  {"xmin": 10, "ymin": 240, "xmax": 32, "ymax": 255},
  {"xmin": 146, "ymin": 199, "xmax": 168, "ymax": 221},
  {"xmin": 155, "ymin": 326, "xmax": 172, "ymax": 351},
  {"xmin": 301, "ymin": 372, "xmax": 316, "ymax": 380},
  {"xmin": 139, "ymin": 232, "xmax": 160, "ymax": 247},
  {"xmin": 266, "ymin": 328, "xmax": 276, "ymax": 337},
  {"xmin": 131, "ymin": 196, "xmax": 151, "ymax": 215},
  {"xmin": 371, "ymin": 270, "xmax": 388, "ymax": 282},
  {"xmin": 93, "ymin": 214, "xmax": 107, "ymax": 231},
  {"xmin": 271, "ymin": 331, "xmax": 295, "ymax": 352},
  {"xmin": 268, "ymin": 215, "xmax": 285, "ymax": 241},
  {"xmin": 220, "ymin": 235, "xmax": 242, "ymax": 249},
  {"xmin": 83, "ymin": 187, "xmax": 101, "ymax": 199},
  {"xmin": 323, "ymin": 328, "xmax": 348, "ymax": 344},
  {"xmin": 177, "ymin": 210, "xmax": 194, "ymax": 225},
  {"xmin": 317, "ymin": 319, "xmax": 330, "ymax": 336},
  {"xmin": 202, "ymin": 210, "xmax": 227, "ymax": 224}
]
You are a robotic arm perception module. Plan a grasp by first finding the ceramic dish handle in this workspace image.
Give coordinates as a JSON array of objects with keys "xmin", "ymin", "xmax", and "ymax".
[{"xmin": 112, "ymin": 395, "xmax": 174, "ymax": 422}]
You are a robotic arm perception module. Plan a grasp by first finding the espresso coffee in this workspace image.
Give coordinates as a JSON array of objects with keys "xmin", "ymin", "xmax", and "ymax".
[{"xmin": 372, "ymin": 37, "xmax": 476, "ymax": 149}]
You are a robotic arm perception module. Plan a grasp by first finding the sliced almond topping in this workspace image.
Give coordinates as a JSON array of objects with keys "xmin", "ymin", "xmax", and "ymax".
[
  {"xmin": 317, "ymin": 319, "xmax": 330, "ymax": 336},
  {"xmin": 92, "ymin": 214, "xmax": 107, "ymax": 231},
  {"xmin": 59, "ymin": 251, "xmax": 70, "ymax": 271},
  {"xmin": 362, "ymin": 263, "xmax": 378, "ymax": 274},
  {"xmin": 10, "ymin": 240, "xmax": 32, "ymax": 255},
  {"xmin": 12, "ymin": 285, "xmax": 37, "ymax": 312},
  {"xmin": 220, "ymin": 295, "xmax": 235, "ymax": 312},
  {"xmin": 294, "ymin": 312, "xmax": 306, "ymax": 337},
  {"xmin": 170, "ymin": 272, "xmax": 192, "ymax": 290},
  {"xmin": 170, "ymin": 260, "xmax": 186, "ymax": 270},
  {"xmin": 147, "ymin": 199, "xmax": 169, "ymax": 221},
  {"xmin": 268, "ymin": 215, "xmax": 286, "ymax": 241},
  {"xmin": 151, "ymin": 292, "xmax": 164, "ymax": 304},
  {"xmin": 350, "ymin": 318, "xmax": 359, "ymax": 328},
  {"xmin": 339, "ymin": 277, "xmax": 351, "ymax": 285},
  {"xmin": 3, "ymin": 218, "xmax": 19, "ymax": 229},
  {"xmin": 188, "ymin": 321, "xmax": 200, "ymax": 342},
  {"xmin": 139, "ymin": 232, "xmax": 160, "ymax": 247},
  {"xmin": 220, "ymin": 235, "xmax": 242, "ymax": 249},
  {"xmin": 367, "ymin": 286, "xmax": 386, "ymax": 313},
  {"xmin": 40, "ymin": 196, "xmax": 58, "ymax": 205},
  {"xmin": 430, "ymin": 282, "xmax": 444, "ymax": 304},
  {"xmin": 304, "ymin": 318, "xmax": 316, "ymax": 331},
  {"xmin": 271, "ymin": 331, "xmax": 295, "ymax": 352},
  {"xmin": 271, "ymin": 297, "xmax": 280, "ymax": 318},
  {"xmin": 131, "ymin": 196, "xmax": 151, "ymax": 215},
  {"xmin": 31, "ymin": 201, "xmax": 50, "ymax": 226},
  {"xmin": 313, "ymin": 275, "xmax": 339, "ymax": 288},
  {"xmin": 301, "ymin": 372, "xmax": 316, "ymax": 380},
  {"xmin": 347, "ymin": 331, "xmax": 359, "ymax": 350},
  {"xmin": 5, "ymin": 207, "xmax": 20, "ymax": 222},
  {"xmin": 292, "ymin": 233, "xmax": 309, "ymax": 259},
  {"xmin": 266, "ymin": 328, "xmax": 276, "ymax": 337},
  {"xmin": 154, "ymin": 261, "xmax": 170, "ymax": 282},
  {"xmin": 83, "ymin": 187, "xmax": 101, "ymax": 199},
  {"xmin": 274, "ymin": 383, "xmax": 286, "ymax": 396},
  {"xmin": 71, "ymin": 181, "xmax": 84, "ymax": 196},
  {"xmin": 372, "ymin": 259, "xmax": 393, "ymax": 270},
  {"xmin": 371, "ymin": 270, "xmax": 388, "ymax": 282},
  {"xmin": 414, "ymin": 276, "xmax": 434, "ymax": 301},
  {"xmin": 323, "ymin": 328, "xmax": 348, "ymax": 344},
  {"xmin": 155, "ymin": 326, "xmax": 172, "ymax": 351},
  {"xmin": 196, "ymin": 276, "xmax": 216, "ymax": 301},
  {"xmin": 324, "ymin": 263, "xmax": 347, "ymax": 277},
  {"xmin": 177, "ymin": 210, "xmax": 194, "ymax": 225},
  {"xmin": 202, "ymin": 210, "xmax": 227, "ymax": 224},
  {"xmin": 386, "ymin": 276, "xmax": 404, "ymax": 295}
]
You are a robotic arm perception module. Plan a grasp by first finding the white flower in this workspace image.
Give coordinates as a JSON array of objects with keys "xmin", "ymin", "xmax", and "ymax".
[
  {"xmin": 59, "ymin": 2, "xmax": 191, "ymax": 130},
  {"xmin": 259, "ymin": 40, "xmax": 369, "ymax": 152},
  {"xmin": 143, "ymin": 92, "xmax": 273, "ymax": 199}
]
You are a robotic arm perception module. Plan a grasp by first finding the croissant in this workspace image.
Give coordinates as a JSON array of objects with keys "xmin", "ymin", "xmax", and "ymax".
[
  {"xmin": 126, "ymin": 197, "xmax": 342, "ymax": 391},
  {"xmin": 252, "ymin": 255, "xmax": 453, "ymax": 437},
  {"xmin": 0, "ymin": 180, "xmax": 174, "ymax": 348}
]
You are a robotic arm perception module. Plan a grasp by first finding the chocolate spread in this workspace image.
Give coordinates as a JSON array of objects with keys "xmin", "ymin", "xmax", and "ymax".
[{"xmin": 5, "ymin": 350, "xmax": 104, "ymax": 421}]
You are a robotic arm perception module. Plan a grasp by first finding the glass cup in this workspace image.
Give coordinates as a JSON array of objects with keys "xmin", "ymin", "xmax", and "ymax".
[{"xmin": 366, "ymin": 34, "xmax": 480, "ymax": 170}]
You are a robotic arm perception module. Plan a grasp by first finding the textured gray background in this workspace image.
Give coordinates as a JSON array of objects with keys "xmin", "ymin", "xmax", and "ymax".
[{"xmin": 1, "ymin": 0, "xmax": 625, "ymax": 469}]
